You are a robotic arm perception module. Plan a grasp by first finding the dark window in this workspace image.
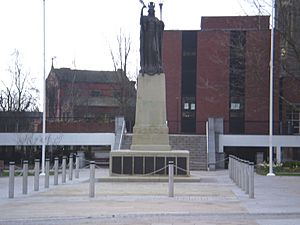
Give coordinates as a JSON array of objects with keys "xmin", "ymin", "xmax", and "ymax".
[
  {"xmin": 181, "ymin": 31, "xmax": 197, "ymax": 133},
  {"xmin": 286, "ymin": 104, "xmax": 300, "ymax": 134},
  {"xmin": 91, "ymin": 90, "xmax": 101, "ymax": 97},
  {"xmin": 229, "ymin": 31, "xmax": 246, "ymax": 134},
  {"xmin": 182, "ymin": 31, "xmax": 197, "ymax": 96}
]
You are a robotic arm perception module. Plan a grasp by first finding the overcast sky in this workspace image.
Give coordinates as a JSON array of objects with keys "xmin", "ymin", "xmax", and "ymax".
[{"xmin": 0, "ymin": 0, "xmax": 271, "ymax": 107}]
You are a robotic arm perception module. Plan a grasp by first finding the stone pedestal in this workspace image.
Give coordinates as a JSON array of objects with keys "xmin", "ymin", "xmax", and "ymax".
[
  {"xmin": 131, "ymin": 73, "xmax": 171, "ymax": 151},
  {"xmin": 110, "ymin": 73, "xmax": 190, "ymax": 176}
]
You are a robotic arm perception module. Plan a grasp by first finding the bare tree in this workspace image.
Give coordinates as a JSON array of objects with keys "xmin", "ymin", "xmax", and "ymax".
[
  {"xmin": 60, "ymin": 69, "xmax": 83, "ymax": 121},
  {"xmin": 110, "ymin": 30, "xmax": 132, "ymax": 79},
  {"xmin": 246, "ymin": 0, "xmax": 300, "ymax": 133},
  {"xmin": 109, "ymin": 30, "xmax": 136, "ymax": 131},
  {"xmin": 0, "ymin": 50, "xmax": 39, "ymax": 112}
]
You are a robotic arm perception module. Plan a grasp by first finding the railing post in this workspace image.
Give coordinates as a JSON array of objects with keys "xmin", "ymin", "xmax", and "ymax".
[
  {"xmin": 8, "ymin": 162, "xmax": 15, "ymax": 198},
  {"xmin": 69, "ymin": 154, "xmax": 73, "ymax": 181},
  {"xmin": 239, "ymin": 159, "xmax": 243, "ymax": 189},
  {"xmin": 54, "ymin": 157, "xmax": 59, "ymax": 185},
  {"xmin": 244, "ymin": 161, "xmax": 248, "ymax": 193},
  {"xmin": 62, "ymin": 156, "xmax": 67, "ymax": 183},
  {"xmin": 234, "ymin": 157, "xmax": 238, "ymax": 184},
  {"xmin": 245, "ymin": 161, "xmax": 250, "ymax": 195},
  {"xmin": 75, "ymin": 154, "xmax": 79, "ymax": 179},
  {"xmin": 229, "ymin": 156, "xmax": 232, "ymax": 179},
  {"xmin": 249, "ymin": 162, "xmax": 254, "ymax": 199},
  {"xmin": 168, "ymin": 161, "xmax": 174, "ymax": 197},
  {"xmin": 89, "ymin": 161, "xmax": 95, "ymax": 198},
  {"xmin": 34, "ymin": 159, "xmax": 40, "ymax": 191},
  {"xmin": 237, "ymin": 158, "xmax": 240, "ymax": 187},
  {"xmin": 22, "ymin": 160, "xmax": 28, "ymax": 195},
  {"xmin": 232, "ymin": 156, "xmax": 236, "ymax": 183},
  {"xmin": 45, "ymin": 158, "xmax": 50, "ymax": 188},
  {"xmin": 241, "ymin": 160, "xmax": 246, "ymax": 191}
]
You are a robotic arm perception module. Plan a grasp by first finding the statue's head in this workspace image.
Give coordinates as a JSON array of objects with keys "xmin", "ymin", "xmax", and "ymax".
[{"xmin": 148, "ymin": 2, "xmax": 155, "ymax": 16}]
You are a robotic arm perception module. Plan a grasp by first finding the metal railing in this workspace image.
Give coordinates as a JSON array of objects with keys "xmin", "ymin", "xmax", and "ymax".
[{"xmin": 228, "ymin": 155, "xmax": 254, "ymax": 199}]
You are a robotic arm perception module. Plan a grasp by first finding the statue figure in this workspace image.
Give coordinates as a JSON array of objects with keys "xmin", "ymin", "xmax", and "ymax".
[{"xmin": 140, "ymin": 2, "xmax": 164, "ymax": 75}]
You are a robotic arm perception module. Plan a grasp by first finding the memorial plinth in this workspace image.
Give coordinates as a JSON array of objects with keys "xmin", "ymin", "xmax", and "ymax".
[
  {"xmin": 131, "ymin": 73, "xmax": 171, "ymax": 151},
  {"xmin": 110, "ymin": 73, "xmax": 190, "ymax": 176}
]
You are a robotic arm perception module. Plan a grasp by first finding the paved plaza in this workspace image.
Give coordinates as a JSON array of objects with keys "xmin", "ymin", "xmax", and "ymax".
[{"xmin": 0, "ymin": 169, "xmax": 300, "ymax": 225}]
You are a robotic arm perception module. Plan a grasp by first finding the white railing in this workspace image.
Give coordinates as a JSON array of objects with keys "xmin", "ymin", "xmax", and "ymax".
[
  {"xmin": 117, "ymin": 120, "xmax": 126, "ymax": 150},
  {"xmin": 228, "ymin": 155, "xmax": 254, "ymax": 199}
]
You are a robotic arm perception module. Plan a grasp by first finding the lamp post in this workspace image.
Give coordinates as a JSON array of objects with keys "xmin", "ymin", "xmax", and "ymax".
[
  {"xmin": 41, "ymin": 0, "xmax": 46, "ymax": 175},
  {"xmin": 267, "ymin": 0, "xmax": 275, "ymax": 176}
]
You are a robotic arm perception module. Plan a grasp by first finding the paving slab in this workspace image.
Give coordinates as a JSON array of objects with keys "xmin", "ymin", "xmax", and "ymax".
[{"xmin": 0, "ymin": 169, "xmax": 299, "ymax": 225}]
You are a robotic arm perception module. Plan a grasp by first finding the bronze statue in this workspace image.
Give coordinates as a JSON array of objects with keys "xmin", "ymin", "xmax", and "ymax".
[{"xmin": 140, "ymin": 2, "xmax": 164, "ymax": 75}]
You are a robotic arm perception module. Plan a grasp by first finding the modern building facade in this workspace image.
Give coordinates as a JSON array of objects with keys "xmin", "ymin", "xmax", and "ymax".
[
  {"xmin": 276, "ymin": 0, "xmax": 300, "ymax": 160},
  {"xmin": 162, "ymin": 15, "xmax": 300, "ymax": 163},
  {"xmin": 163, "ymin": 16, "xmax": 280, "ymax": 135}
]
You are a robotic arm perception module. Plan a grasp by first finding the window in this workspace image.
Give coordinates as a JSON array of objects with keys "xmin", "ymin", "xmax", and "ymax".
[
  {"xmin": 91, "ymin": 90, "xmax": 101, "ymax": 97},
  {"xmin": 230, "ymin": 103, "xmax": 240, "ymax": 110},
  {"xmin": 229, "ymin": 31, "xmax": 246, "ymax": 134},
  {"xmin": 184, "ymin": 103, "xmax": 189, "ymax": 110},
  {"xmin": 287, "ymin": 105, "xmax": 300, "ymax": 134},
  {"xmin": 191, "ymin": 103, "xmax": 195, "ymax": 110},
  {"xmin": 181, "ymin": 31, "xmax": 197, "ymax": 133}
]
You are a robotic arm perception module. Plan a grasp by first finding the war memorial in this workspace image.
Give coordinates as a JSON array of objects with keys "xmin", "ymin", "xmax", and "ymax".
[{"xmin": 110, "ymin": 2, "xmax": 190, "ymax": 176}]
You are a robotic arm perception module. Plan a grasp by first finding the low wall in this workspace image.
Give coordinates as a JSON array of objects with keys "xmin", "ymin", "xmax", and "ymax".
[{"xmin": 121, "ymin": 134, "xmax": 207, "ymax": 171}]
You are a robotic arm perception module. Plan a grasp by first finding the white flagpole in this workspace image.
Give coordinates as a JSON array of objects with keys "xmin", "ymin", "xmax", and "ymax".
[
  {"xmin": 41, "ymin": 0, "xmax": 46, "ymax": 175},
  {"xmin": 267, "ymin": 0, "xmax": 275, "ymax": 176}
]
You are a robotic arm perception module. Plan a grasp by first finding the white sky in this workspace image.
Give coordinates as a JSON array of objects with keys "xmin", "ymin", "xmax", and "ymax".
[{"xmin": 0, "ymin": 0, "xmax": 271, "ymax": 108}]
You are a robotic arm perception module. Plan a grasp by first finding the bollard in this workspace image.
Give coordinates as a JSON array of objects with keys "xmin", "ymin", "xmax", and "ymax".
[
  {"xmin": 237, "ymin": 159, "xmax": 241, "ymax": 187},
  {"xmin": 75, "ymin": 155, "xmax": 79, "ymax": 179},
  {"xmin": 232, "ymin": 156, "xmax": 236, "ymax": 183},
  {"xmin": 8, "ymin": 162, "xmax": 15, "ymax": 198},
  {"xmin": 245, "ymin": 162, "xmax": 250, "ymax": 195},
  {"xmin": 168, "ymin": 161, "xmax": 174, "ymax": 197},
  {"xmin": 62, "ymin": 156, "xmax": 67, "ymax": 183},
  {"xmin": 249, "ymin": 162, "xmax": 254, "ymax": 199},
  {"xmin": 241, "ymin": 160, "xmax": 246, "ymax": 192},
  {"xmin": 34, "ymin": 159, "xmax": 40, "ymax": 191},
  {"xmin": 233, "ymin": 156, "xmax": 237, "ymax": 184},
  {"xmin": 45, "ymin": 158, "xmax": 50, "ymax": 188},
  {"xmin": 244, "ymin": 161, "xmax": 248, "ymax": 193},
  {"xmin": 89, "ymin": 161, "xmax": 95, "ymax": 198},
  {"xmin": 229, "ymin": 156, "xmax": 232, "ymax": 179},
  {"xmin": 228, "ymin": 156, "xmax": 254, "ymax": 199},
  {"xmin": 234, "ymin": 157, "xmax": 238, "ymax": 184},
  {"xmin": 239, "ymin": 159, "xmax": 243, "ymax": 190},
  {"xmin": 54, "ymin": 157, "xmax": 59, "ymax": 185},
  {"xmin": 69, "ymin": 154, "xmax": 73, "ymax": 181},
  {"xmin": 22, "ymin": 160, "xmax": 28, "ymax": 195}
]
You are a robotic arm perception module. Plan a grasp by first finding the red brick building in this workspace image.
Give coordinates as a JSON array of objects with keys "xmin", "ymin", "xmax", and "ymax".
[
  {"xmin": 46, "ymin": 67, "xmax": 136, "ymax": 132},
  {"xmin": 163, "ymin": 16, "xmax": 283, "ymax": 135},
  {"xmin": 276, "ymin": 0, "xmax": 300, "ymax": 135}
]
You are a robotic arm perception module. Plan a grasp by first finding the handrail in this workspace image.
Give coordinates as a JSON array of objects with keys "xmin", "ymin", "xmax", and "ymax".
[{"xmin": 117, "ymin": 120, "xmax": 126, "ymax": 150}]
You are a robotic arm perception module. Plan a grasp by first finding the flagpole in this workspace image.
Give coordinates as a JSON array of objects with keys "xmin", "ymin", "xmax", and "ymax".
[
  {"xmin": 41, "ymin": 0, "xmax": 46, "ymax": 175},
  {"xmin": 267, "ymin": 0, "xmax": 275, "ymax": 176}
]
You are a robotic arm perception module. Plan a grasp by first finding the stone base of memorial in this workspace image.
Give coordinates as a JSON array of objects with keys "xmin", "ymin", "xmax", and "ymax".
[
  {"xmin": 110, "ymin": 73, "xmax": 190, "ymax": 176},
  {"xmin": 110, "ymin": 150, "xmax": 190, "ymax": 176}
]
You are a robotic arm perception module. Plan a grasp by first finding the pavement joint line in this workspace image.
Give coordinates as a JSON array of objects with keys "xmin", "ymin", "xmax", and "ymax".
[{"xmin": 1, "ymin": 212, "xmax": 300, "ymax": 223}]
